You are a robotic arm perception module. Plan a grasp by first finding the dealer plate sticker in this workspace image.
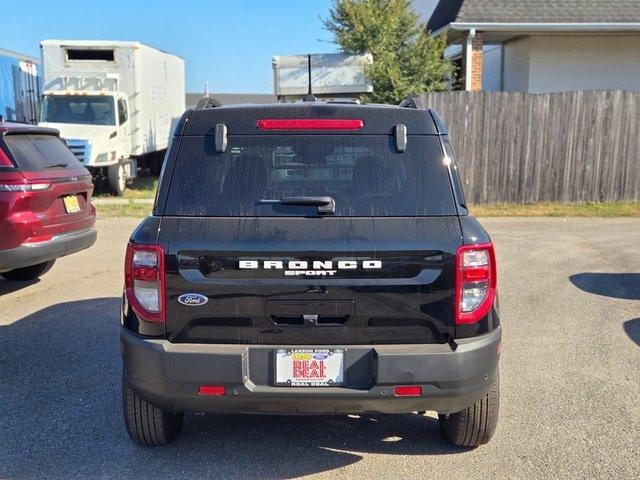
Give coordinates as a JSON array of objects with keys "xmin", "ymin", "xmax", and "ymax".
[
  {"xmin": 275, "ymin": 348, "xmax": 345, "ymax": 386},
  {"xmin": 63, "ymin": 195, "xmax": 81, "ymax": 213}
]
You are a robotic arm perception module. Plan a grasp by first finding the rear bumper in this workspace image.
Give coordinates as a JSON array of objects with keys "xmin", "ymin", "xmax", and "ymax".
[
  {"xmin": 121, "ymin": 326, "xmax": 501, "ymax": 415},
  {"xmin": 0, "ymin": 227, "xmax": 97, "ymax": 272}
]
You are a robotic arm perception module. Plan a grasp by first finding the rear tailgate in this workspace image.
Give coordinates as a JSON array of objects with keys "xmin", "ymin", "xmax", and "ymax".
[
  {"xmin": 156, "ymin": 120, "xmax": 462, "ymax": 346},
  {"xmin": 22, "ymin": 170, "xmax": 95, "ymax": 238},
  {"xmin": 160, "ymin": 216, "xmax": 462, "ymax": 345}
]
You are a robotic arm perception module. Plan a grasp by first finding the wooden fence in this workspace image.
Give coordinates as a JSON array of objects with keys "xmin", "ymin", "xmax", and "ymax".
[{"xmin": 420, "ymin": 90, "xmax": 640, "ymax": 203}]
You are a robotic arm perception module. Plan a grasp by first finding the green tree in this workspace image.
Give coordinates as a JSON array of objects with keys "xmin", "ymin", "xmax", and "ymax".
[{"xmin": 324, "ymin": 0, "xmax": 453, "ymax": 104}]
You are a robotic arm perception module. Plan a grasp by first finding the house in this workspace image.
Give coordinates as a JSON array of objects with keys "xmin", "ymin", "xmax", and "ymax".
[
  {"xmin": 272, "ymin": 53, "xmax": 373, "ymax": 102},
  {"xmin": 422, "ymin": 0, "xmax": 640, "ymax": 92}
]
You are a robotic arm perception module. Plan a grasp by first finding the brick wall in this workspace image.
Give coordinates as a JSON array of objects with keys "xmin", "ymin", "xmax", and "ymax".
[{"xmin": 470, "ymin": 32, "xmax": 484, "ymax": 91}]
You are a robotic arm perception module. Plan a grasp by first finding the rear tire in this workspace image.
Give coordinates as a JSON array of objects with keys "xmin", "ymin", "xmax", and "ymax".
[
  {"xmin": 0, "ymin": 260, "xmax": 55, "ymax": 281},
  {"xmin": 122, "ymin": 374, "xmax": 183, "ymax": 446},
  {"xmin": 438, "ymin": 373, "xmax": 499, "ymax": 448},
  {"xmin": 107, "ymin": 163, "xmax": 126, "ymax": 196}
]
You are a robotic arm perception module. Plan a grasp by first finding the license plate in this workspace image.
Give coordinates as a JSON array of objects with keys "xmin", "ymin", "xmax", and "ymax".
[
  {"xmin": 63, "ymin": 195, "xmax": 81, "ymax": 213},
  {"xmin": 275, "ymin": 348, "xmax": 345, "ymax": 386}
]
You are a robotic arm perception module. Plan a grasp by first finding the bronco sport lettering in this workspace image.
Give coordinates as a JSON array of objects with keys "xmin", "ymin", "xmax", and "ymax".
[{"xmin": 239, "ymin": 259, "xmax": 382, "ymax": 276}]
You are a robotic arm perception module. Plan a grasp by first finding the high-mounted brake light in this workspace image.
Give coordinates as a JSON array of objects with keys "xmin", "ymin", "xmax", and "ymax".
[
  {"xmin": 256, "ymin": 119, "xmax": 364, "ymax": 130},
  {"xmin": 0, "ymin": 148, "xmax": 13, "ymax": 167},
  {"xmin": 455, "ymin": 243, "xmax": 497, "ymax": 324},
  {"xmin": 125, "ymin": 243, "xmax": 165, "ymax": 323}
]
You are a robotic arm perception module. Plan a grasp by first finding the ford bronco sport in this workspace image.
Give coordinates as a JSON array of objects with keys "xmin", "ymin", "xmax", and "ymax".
[{"xmin": 120, "ymin": 97, "xmax": 501, "ymax": 447}]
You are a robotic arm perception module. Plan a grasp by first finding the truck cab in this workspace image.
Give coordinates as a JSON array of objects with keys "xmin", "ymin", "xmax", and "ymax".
[
  {"xmin": 39, "ymin": 90, "xmax": 133, "ymax": 194},
  {"xmin": 37, "ymin": 40, "xmax": 186, "ymax": 195}
]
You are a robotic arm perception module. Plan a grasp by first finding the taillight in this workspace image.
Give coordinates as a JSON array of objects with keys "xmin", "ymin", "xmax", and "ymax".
[
  {"xmin": 0, "ymin": 148, "xmax": 14, "ymax": 167},
  {"xmin": 455, "ymin": 243, "xmax": 497, "ymax": 324},
  {"xmin": 256, "ymin": 119, "xmax": 364, "ymax": 130},
  {"xmin": 124, "ymin": 243, "xmax": 165, "ymax": 323},
  {"xmin": 0, "ymin": 182, "xmax": 50, "ymax": 192}
]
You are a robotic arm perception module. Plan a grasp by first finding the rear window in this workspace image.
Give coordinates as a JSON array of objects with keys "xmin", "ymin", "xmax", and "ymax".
[
  {"xmin": 3, "ymin": 134, "xmax": 84, "ymax": 171},
  {"xmin": 164, "ymin": 135, "xmax": 456, "ymax": 217}
]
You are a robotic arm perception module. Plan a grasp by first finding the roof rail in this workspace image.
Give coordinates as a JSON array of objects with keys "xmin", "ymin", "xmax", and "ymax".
[
  {"xmin": 399, "ymin": 96, "xmax": 427, "ymax": 110},
  {"xmin": 195, "ymin": 97, "xmax": 222, "ymax": 109}
]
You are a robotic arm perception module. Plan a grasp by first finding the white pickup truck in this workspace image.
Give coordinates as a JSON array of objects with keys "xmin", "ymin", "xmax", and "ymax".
[{"xmin": 38, "ymin": 40, "xmax": 185, "ymax": 194}]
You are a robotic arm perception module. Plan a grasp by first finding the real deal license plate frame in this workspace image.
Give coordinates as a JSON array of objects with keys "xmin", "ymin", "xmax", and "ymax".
[{"xmin": 274, "ymin": 348, "xmax": 345, "ymax": 387}]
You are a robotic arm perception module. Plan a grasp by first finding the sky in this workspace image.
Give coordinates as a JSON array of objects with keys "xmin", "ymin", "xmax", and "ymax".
[{"xmin": 2, "ymin": 0, "xmax": 438, "ymax": 94}]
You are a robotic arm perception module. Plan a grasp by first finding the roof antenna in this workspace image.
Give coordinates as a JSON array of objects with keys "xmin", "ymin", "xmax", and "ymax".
[{"xmin": 302, "ymin": 54, "xmax": 317, "ymax": 102}]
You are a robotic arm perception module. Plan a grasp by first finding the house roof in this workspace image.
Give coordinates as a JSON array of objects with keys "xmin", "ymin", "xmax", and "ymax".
[{"xmin": 428, "ymin": 0, "xmax": 640, "ymax": 32}]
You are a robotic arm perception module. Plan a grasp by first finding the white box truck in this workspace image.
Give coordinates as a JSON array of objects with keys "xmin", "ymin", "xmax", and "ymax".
[
  {"xmin": 38, "ymin": 40, "xmax": 185, "ymax": 194},
  {"xmin": 272, "ymin": 53, "xmax": 373, "ymax": 102}
]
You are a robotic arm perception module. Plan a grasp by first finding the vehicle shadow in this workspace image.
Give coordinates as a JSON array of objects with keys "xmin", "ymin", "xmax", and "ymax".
[
  {"xmin": 623, "ymin": 318, "xmax": 640, "ymax": 347},
  {"xmin": 0, "ymin": 298, "xmax": 463, "ymax": 480},
  {"xmin": 0, "ymin": 277, "xmax": 40, "ymax": 296},
  {"xmin": 569, "ymin": 273, "xmax": 640, "ymax": 300}
]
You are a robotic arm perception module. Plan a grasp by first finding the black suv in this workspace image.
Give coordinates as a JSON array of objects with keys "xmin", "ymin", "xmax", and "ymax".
[{"xmin": 120, "ymin": 98, "xmax": 501, "ymax": 447}]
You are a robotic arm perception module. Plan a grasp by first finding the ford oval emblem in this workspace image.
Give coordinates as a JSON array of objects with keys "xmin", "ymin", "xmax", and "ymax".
[{"xmin": 177, "ymin": 293, "xmax": 208, "ymax": 306}]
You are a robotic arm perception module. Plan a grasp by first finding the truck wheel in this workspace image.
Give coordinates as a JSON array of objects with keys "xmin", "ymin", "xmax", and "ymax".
[
  {"xmin": 107, "ymin": 163, "xmax": 126, "ymax": 196},
  {"xmin": 0, "ymin": 260, "xmax": 55, "ymax": 281},
  {"xmin": 122, "ymin": 374, "xmax": 183, "ymax": 446},
  {"xmin": 438, "ymin": 373, "xmax": 499, "ymax": 448},
  {"xmin": 149, "ymin": 153, "xmax": 163, "ymax": 177}
]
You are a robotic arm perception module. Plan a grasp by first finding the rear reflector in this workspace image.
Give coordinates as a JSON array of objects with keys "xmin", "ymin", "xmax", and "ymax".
[
  {"xmin": 256, "ymin": 119, "xmax": 364, "ymax": 130},
  {"xmin": 199, "ymin": 386, "xmax": 226, "ymax": 396},
  {"xmin": 394, "ymin": 386, "xmax": 422, "ymax": 396},
  {"xmin": 23, "ymin": 235, "xmax": 53, "ymax": 244}
]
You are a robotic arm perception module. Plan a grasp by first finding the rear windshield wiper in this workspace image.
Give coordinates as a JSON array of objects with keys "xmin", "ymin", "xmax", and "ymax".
[
  {"xmin": 45, "ymin": 162, "xmax": 68, "ymax": 169},
  {"xmin": 259, "ymin": 196, "xmax": 335, "ymax": 215}
]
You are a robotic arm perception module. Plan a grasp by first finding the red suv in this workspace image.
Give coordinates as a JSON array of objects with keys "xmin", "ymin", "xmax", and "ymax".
[{"xmin": 0, "ymin": 121, "xmax": 96, "ymax": 281}]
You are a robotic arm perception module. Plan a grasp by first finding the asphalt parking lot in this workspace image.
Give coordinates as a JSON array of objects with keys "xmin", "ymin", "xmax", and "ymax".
[{"xmin": 1, "ymin": 217, "xmax": 639, "ymax": 479}]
